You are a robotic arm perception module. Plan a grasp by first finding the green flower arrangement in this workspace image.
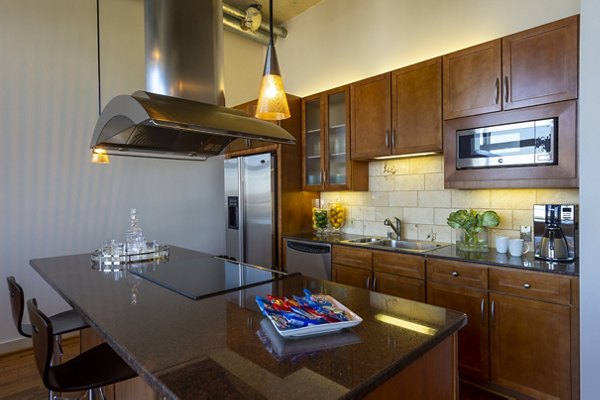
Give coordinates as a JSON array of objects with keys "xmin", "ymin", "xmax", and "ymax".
[{"xmin": 447, "ymin": 209, "xmax": 500, "ymax": 252}]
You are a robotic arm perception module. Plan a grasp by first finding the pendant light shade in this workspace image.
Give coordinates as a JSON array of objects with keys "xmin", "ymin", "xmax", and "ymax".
[{"xmin": 255, "ymin": 0, "xmax": 290, "ymax": 120}]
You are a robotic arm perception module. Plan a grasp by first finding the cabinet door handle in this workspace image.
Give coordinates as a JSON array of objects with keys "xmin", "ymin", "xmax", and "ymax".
[
  {"xmin": 452, "ymin": 271, "xmax": 459, "ymax": 277},
  {"xmin": 366, "ymin": 276, "xmax": 371, "ymax": 289},
  {"xmin": 320, "ymin": 169, "xmax": 325, "ymax": 186},
  {"xmin": 523, "ymin": 283, "xmax": 531, "ymax": 289},
  {"xmin": 480, "ymin": 298, "xmax": 485, "ymax": 325},
  {"xmin": 504, "ymin": 76, "xmax": 509, "ymax": 103},
  {"xmin": 491, "ymin": 300, "xmax": 496, "ymax": 325},
  {"xmin": 385, "ymin": 129, "xmax": 390, "ymax": 149},
  {"xmin": 373, "ymin": 277, "xmax": 378, "ymax": 291},
  {"xmin": 391, "ymin": 128, "xmax": 396, "ymax": 149},
  {"xmin": 494, "ymin": 78, "xmax": 500, "ymax": 104}
]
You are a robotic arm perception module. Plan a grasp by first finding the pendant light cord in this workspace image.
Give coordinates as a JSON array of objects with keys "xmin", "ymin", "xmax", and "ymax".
[{"xmin": 269, "ymin": 0, "xmax": 274, "ymax": 45}]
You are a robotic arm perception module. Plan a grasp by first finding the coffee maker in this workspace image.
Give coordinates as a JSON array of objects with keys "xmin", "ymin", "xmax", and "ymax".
[{"xmin": 533, "ymin": 204, "xmax": 578, "ymax": 261}]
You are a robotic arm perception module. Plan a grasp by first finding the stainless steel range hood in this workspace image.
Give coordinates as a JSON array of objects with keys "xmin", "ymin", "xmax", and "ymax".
[{"xmin": 91, "ymin": 0, "xmax": 295, "ymax": 161}]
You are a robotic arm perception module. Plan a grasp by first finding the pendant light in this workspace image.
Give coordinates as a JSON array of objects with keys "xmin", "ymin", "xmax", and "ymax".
[{"xmin": 255, "ymin": 0, "xmax": 290, "ymax": 120}]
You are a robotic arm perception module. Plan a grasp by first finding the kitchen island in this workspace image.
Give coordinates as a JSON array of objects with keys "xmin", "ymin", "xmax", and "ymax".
[{"xmin": 30, "ymin": 246, "xmax": 466, "ymax": 399}]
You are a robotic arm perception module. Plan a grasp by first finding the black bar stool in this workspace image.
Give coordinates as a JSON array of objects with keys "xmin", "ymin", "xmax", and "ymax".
[
  {"xmin": 7, "ymin": 276, "xmax": 89, "ymax": 340},
  {"xmin": 28, "ymin": 298, "xmax": 137, "ymax": 399},
  {"xmin": 7, "ymin": 276, "xmax": 90, "ymax": 399}
]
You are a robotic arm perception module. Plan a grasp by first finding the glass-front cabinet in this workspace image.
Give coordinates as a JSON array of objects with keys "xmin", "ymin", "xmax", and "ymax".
[
  {"xmin": 327, "ymin": 92, "xmax": 348, "ymax": 186},
  {"xmin": 303, "ymin": 96, "xmax": 323, "ymax": 187},
  {"xmin": 302, "ymin": 86, "xmax": 367, "ymax": 191}
]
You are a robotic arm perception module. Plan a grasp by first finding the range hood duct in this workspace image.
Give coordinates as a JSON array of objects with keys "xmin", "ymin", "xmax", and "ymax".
[{"xmin": 91, "ymin": 0, "xmax": 295, "ymax": 161}]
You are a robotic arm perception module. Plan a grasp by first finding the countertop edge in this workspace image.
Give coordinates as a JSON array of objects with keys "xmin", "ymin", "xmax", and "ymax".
[{"xmin": 284, "ymin": 233, "xmax": 579, "ymax": 276}]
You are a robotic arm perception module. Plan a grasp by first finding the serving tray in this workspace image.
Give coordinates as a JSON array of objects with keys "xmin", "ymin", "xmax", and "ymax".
[{"xmin": 262, "ymin": 294, "xmax": 362, "ymax": 338}]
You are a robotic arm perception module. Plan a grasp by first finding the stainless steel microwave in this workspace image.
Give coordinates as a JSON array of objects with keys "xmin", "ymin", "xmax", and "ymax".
[{"xmin": 456, "ymin": 118, "xmax": 557, "ymax": 169}]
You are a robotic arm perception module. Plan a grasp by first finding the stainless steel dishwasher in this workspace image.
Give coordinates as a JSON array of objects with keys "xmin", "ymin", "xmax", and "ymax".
[{"xmin": 285, "ymin": 239, "xmax": 332, "ymax": 280}]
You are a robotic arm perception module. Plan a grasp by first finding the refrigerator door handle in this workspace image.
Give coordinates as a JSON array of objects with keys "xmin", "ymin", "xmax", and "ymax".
[{"xmin": 238, "ymin": 158, "xmax": 245, "ymax": 262}]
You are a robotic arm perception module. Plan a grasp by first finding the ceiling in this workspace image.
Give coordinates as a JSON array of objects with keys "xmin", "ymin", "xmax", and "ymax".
[{"xmin": 224, "ymin": 0, "xmax": 322, "ymax": 25}]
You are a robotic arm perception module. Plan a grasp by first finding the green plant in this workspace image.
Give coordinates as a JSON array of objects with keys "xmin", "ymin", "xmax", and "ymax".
[{"xmin": 447, "ymin": 209, "xmax": 500, "ymax": 251}]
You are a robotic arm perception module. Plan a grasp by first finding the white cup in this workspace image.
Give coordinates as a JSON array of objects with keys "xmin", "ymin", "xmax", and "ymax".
[
  {"xmin": 495, "ymin": 236, "xmax": 509, "ymax": 254},
  {"xmin": 508, "ymin": 238, "xmax": 530, "ymax": 257}
]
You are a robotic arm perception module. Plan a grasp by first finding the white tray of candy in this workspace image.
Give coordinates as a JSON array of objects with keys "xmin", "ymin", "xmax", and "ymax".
[{"xmin": 256, "ymin": 289, "xmax": 363, "ymax": 338}]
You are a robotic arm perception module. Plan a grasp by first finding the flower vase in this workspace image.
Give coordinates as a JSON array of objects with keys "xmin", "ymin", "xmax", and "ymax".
[{"xmin": 456, "ymin": 228, "xmax": 489, "ymax": 252}]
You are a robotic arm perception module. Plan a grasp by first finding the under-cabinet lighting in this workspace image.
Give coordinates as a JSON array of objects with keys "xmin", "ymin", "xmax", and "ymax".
[
  {"xmin": 374, "ymin": 151, "xmax": 438, "ymax": 160},
  {"xmin": 374, "ymin": 313, "xmax": 438, "ymax": 336}
]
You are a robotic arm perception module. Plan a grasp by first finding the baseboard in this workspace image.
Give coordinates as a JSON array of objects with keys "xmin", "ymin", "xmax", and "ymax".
[
  {"xmin": 0, "ymin": 331, "xmax": 79, "ymax": 356},
  {"xmin": 0, "ymin": 337, "xmax": 31, "ymax": 355}
]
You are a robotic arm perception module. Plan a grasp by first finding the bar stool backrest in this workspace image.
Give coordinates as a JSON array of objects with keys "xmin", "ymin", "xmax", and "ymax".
[
  {"xmin": 6, "ymin": 276, "xmax": 32, "ymax": 337},
  {"xmin": 27, "ymin": 298, "xmax": 54, "ymax": 388}
]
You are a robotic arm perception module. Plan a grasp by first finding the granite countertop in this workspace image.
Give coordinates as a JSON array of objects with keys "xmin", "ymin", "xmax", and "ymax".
[
  {"xmin": 284, "ymin": 232, "xmax": 579, "ymax": 276},
  {"xmin": 30, "ymin": 246, "xmax": 466, "ymax": 400}
]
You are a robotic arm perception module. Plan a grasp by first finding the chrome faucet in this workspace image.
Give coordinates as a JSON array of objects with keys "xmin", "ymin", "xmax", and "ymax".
[{"xmin": 384, "ymin": 217, "xmax": 402, "ymax": 240}]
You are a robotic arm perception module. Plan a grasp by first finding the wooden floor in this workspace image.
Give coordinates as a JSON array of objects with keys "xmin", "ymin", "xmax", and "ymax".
[
  {"xmin": 0, "ymin": 336, "xmax": 511, "ymax": 400},
  {"xmin": 0, "ymin": 336, "xmax": 80, "ymax": 400}
]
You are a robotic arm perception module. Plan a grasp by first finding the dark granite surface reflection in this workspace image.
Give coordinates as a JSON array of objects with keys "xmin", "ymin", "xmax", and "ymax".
[
  {"xmin": 285, "ymin": 233, "xmax": 579, "ymax": 276},
  {"xmin": 30, "ymin": 246, "xmax": 466, "ymax": 400}
]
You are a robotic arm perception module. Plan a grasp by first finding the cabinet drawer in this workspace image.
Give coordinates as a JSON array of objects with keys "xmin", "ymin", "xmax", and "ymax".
[
  {"xmin": 332, "ymin": 245, "xmax": 372, "ymax": 270},
  {"xmin": 489, "ymin": 268, "xmax": 571, "ymax": 305},
  {"xmin": 373, "ymin": 251, "xmax": 425, "ymax": 279},
  {"xmin": 333, "ymin": 263, "xmax": 371, "ymax": 289},
  {"xmin": 427, "ymin": 258, "xmax": 488, "ymax": 289},
  {"xmin": 375, "ymin": 272, "xmax": 425, "ymax": 302}
]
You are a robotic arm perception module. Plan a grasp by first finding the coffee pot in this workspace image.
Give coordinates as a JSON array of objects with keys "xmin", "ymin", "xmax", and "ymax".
[{"xmin": 533, "ymin": 204, "xmax": 578, "ymax": 262}]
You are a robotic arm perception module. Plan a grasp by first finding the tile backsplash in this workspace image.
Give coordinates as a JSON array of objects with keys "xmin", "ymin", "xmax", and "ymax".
[{"xmin": 320, "ymin": 155, "xmax": 579, "ymax": 246}]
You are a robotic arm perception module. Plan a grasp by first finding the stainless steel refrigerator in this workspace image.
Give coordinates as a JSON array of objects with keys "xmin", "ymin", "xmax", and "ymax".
[{"xmin": 224, "ymin": 153, "xmax": 276, "ymax": 268}]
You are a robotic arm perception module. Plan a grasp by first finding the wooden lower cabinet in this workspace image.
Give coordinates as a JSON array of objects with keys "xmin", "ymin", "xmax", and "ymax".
[
  {"xmin": 333, "ymin": 263, "xmax": 371, "ymax": 289},
  {"xmin": 332, "ymin": 246, "xmax": 425, "ymax": 302},
  {"xmin": 427, "ymin": 282, "xmax": 489, "ymax": 380},
  {"xmin": 427, "ymin": 257, "xmax": 578, "ymax": 400},
  {"xmin": 490, "ymin": 292, "xmax": 571, "ymax": 400},
  {"xmin": 374, "ymin": 271, "xmax": 424, "ymax": 301},
  {"xmin": 373, "ymin": 250, "xmax": 425, "ymax": 302}
]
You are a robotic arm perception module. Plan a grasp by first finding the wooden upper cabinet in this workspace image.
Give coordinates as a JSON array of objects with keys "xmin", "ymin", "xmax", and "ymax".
[
  {"xmin": 302, "ymin": 86, "xmax": 368, "ymax": 191},
  {"xmin": 392, "ymin": 57, "xmax": 443, "ymax": 155},
  {"xmin": 225, "ymin": 99, "xmax": 280, "ymax": 154},
  {"xmin": 351, "ymin": 57, "xmax": 443, "ymax": 159},
  {"xmin": 443, "ymin": 40, "xmax": 502, "ymax": 120},
  {"xmin": 444, "ymin": 15, "xmax": 578, "ymax": 120},
  {"xmin": 350, "ymin": 74, "xmax": 391, "ymax": 159},
  {"xmin": 225, "ymin": 100, "xmax": 259, "ymax": 153},
  {"xmin": 502, "ymin": 15, "xmax": 578, "ymax": 110}
]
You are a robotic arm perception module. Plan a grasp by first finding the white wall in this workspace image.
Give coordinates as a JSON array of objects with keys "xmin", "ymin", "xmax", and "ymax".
[
  {"xmin": 223, "ymin": 30, "xmax": 266, "ymax": 107},
  {"xmin": 579, "ymin": 0, "xmax": 600, "ymax": 397},
  {"xmin": 279, "ymin": 0, "xmax": 580, "ymax": 96},
  {"xmin": 0, "ymin": 0, "xmax": 265, "ymax": 351}
]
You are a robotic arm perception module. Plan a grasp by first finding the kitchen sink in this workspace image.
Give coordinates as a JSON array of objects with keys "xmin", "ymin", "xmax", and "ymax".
[
  {"xmin": 342, "ymin": 237, "xmax": 450, "ymax": 252},
  {"xmin": 372, "ymin": 239, "xmax": 448, "ymax": 252},
  {"xmin": 342, "ymin": 237, "xmax": 384, "ymax": 244}
]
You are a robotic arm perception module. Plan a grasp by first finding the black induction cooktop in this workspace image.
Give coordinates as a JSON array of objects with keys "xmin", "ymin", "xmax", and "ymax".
[{"xmin": 128, "ymin": 254, "xmax": 290, "ymax": 300}]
